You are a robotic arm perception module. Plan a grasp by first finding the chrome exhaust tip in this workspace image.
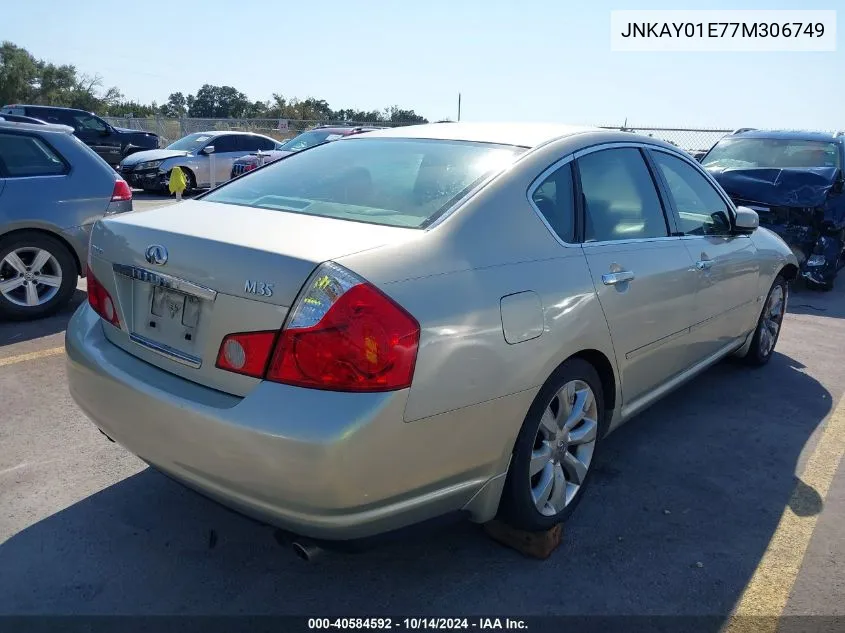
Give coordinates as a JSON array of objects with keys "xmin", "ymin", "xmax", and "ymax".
[{"xmin": 291, "ymin": 540, "xmax": 322, "ymax": 562}]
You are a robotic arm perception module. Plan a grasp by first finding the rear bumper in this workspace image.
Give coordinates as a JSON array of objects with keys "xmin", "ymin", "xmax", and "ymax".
[{"xmin": 65, "ymin": 304, "xmax": 518, "ymax": 540}]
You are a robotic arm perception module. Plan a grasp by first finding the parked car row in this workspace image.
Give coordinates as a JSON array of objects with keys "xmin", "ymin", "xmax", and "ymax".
[{"xmin": 63, "ymin": 122, "xmax": 801, "ymax": 548}]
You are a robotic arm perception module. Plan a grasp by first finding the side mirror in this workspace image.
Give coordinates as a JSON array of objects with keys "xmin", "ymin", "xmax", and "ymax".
[
  {"xmin": 100, "ymin": 127, "xmax": 112, "ymax": 136},
  {"xmin": 692, "ymin": 151, "xmax": 706, "ymax": 162},
  {"xmin": 202, "ymin": 145, "xmax": 215, "ymax": 155},
  {"xmin": 733, "ymin": 206, "xmax": 759, "ymax": 234}
]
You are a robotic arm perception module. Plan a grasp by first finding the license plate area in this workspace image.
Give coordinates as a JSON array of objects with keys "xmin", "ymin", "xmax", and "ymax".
[
  {"xmin": 132, "ymin": 282, "xmax": 202, "ymax": 355},
  {"xmin": 113, "ymin": 264, "xmax": 218, "ymax": 368}
]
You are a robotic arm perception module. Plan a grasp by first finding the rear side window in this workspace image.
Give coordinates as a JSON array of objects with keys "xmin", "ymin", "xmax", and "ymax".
[
  {"xmin": 531, "ymin": 162, "xmax": 575, "ymax": 243},
  {"xmin": 651, "ymin": 151, "xmax": 732, "ymax": 236},
  {"xmin": 577, "ymin": 148, "xmax": 668, "ymax": 242},
  {"xmin": 203, "ymin": 137, "xmax": 524, "ymax": 229},
  {"xmin": 0, "ymin": 133, "xmax": 67, "ymax": 177}
]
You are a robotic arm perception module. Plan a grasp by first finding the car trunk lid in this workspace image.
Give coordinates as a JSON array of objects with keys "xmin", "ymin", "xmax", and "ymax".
[{"xmin": 88, "ymin": 199, "xmax": 417, "ymax": 395}]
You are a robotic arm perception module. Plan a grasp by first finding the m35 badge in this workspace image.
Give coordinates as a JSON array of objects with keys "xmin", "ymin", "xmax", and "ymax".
[{"xmin": 244, "ymin": 280, "xmax": 274, "ymax": 297}]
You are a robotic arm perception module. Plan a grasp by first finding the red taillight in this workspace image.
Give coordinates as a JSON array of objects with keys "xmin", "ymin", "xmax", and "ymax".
[
  {"xmin": 111, "ymin": 179, "xmax": 132, "ymax": 202},
  {"xmin": 244, "ymin": 164, "xmax": 257, "ymax": 172},
  {"xmin": 215, "ymin": 331, "xmax": 277, "ymax": 378},
  {"xmin": 87, "ymin": 271, "xmax": 120, "ymax": 327},
  {"xmin": 215, "ymin": 263, "xmax": 420, "ymax": 392}
]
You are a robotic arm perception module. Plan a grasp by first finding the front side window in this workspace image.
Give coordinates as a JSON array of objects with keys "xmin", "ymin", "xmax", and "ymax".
[
  {"xmin": 203, "ymin": 137, "xmax": 524, "ymax": 228},
  {"xmin": 651, "ymin": 151, "xmax": 732, "ymax": 236},
  {"xmin": 577, "ymin": 148, "xmax": 668, "ymax": 242},
  {"xmin": 211, "ymin": 135, "xmax": 238, "ymax": 153},
  {"xmin": 701, "ymin": 138, "xmax": 841, "ymax": 170},
  {"xmin": 0, "ymin": 133, "xmax": 67, "ymax": 177},
  {"xmin": 72, "ymin": 114, "xmax": 107, "ymax": 132},
  {"xmin": 531, "ymin": 162, "xmax": 575, "ymax": 243}
]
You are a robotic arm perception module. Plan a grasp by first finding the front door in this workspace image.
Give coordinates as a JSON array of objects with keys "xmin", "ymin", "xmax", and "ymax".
[
  {"xmin": 647, "ymin": 149, "xmax": 760, "ymax": 361},
  {"xmin": 575, "ymin": 146, "xmax": 697, "ymax": 404},
  {"xmin": 69, "ymin": 113, "xmax": 122, "ymax": 165}
]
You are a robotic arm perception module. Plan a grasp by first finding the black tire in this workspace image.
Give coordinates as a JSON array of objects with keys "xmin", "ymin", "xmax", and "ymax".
[
  {"xmin": 743, "ymin": 275, "xmax": 788, "ymax": 367},
  {"xmin": 0, "ymin": 231, "xmax": 78, "ymax": 321},
  {"xmin": 498, "ymin": 358, "xmax": 608, "ymax": 532}
]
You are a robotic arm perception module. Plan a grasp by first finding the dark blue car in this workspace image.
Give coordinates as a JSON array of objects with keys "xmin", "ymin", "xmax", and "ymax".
[{"xmin": 700, "ymin": 129, "xmax": 845, "ymax": 290}]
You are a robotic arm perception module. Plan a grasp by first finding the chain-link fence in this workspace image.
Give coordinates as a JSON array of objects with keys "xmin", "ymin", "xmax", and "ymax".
[
  {"xmin": 595, "ymin": 125, "xmax": 732, "ymax": 153},
  {"xmin": 104, "ymin": 116, "xmax": 733, "ymax": 152}
]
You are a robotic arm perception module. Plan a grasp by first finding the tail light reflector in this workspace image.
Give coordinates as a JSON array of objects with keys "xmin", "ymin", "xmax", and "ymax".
[
  {"xmin": 87, "ymin": 271, "xmax": 120, "ymax": 327},
  {"xmin": 215, "ymin": 263, "xmax": 420, "ymax": 392},
  {"xmin": 215, "ymin": 331, "xmax": 277, "ymax": 378}
]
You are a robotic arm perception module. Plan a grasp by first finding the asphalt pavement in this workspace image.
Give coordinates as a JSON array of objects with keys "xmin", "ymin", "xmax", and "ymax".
[{"xmin": 0, "ymin": 197, "xmax": 843, "ymax": 627}]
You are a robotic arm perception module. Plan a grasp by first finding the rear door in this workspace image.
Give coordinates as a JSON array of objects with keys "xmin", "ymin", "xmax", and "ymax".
[
  {"xmin": 575, "ymin": 145, "xmax": 697, "ymax": 405},
  {"xmin": 211, "ymin": 135, "xmax": 245, "ymax": 184},
  {"xmin": 647, "ymin": 148, "xmax": 760, "ymax": 360}
]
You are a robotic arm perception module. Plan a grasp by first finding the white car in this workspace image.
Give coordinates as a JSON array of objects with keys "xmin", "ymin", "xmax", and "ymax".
[{"xmin": 117, "ymin": 131, "xmax": 281, "ymax": 192}]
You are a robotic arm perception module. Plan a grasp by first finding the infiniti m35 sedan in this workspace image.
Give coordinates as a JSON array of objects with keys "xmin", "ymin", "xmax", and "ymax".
[{"xmin": 65, "ymin": 123, "xmax": 798, "ymax": 542}]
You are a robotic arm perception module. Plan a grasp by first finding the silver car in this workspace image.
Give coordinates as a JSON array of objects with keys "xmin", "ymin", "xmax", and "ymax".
[
  {"xmin": 0, "ymin": 120, "xmax": 132, "ymax": 320},
  {"xmin": 65, "ymin": 123, "xmax": 798, "ymax": 544},
  {"xmin": 117, "ymin": 131, "xmax": 281, "ymax": 192}
]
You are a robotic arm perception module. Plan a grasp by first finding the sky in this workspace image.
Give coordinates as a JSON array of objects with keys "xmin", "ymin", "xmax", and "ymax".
[{"xmin": 1, "ymin": 0, "xmax": 843, "ymax": 129}]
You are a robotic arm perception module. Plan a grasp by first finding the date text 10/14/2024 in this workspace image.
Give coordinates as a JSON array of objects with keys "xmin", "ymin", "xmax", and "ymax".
[{"xmin": 308, "ymin": 618, "xmax": 528, "ymax": 630}]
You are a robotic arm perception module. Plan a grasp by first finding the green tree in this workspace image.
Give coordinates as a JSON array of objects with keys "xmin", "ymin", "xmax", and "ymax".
[
  {"xmin": 0, "ymin": 41, "xmax": 39, "ymax": 105},
  {"xmin": 188, "ymin": 84, "xmax": 251, "ymax": 118}
]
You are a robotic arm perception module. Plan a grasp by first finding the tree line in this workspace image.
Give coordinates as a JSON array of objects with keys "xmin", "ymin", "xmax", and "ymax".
[{"xmin": 0, "ymin": 41, "xmax": 428, "ymax": 123}]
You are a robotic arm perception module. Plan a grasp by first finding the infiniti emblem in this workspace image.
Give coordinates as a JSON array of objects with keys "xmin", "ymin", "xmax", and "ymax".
[{"xmin": 144, "ymin": 244, "xmax": 168, "ymax": 266}]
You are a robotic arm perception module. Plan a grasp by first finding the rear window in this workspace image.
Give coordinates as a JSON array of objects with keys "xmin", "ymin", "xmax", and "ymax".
[{"xmin": 203, "ymin": 137, "xmax": 524, "ymax": 228}]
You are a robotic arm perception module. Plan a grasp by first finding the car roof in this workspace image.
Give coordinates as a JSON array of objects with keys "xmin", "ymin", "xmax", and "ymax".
[
  {"xmin": 4, "ymin": 104, "xmax": 92, "ymax": 115},
  {"xmin": 731, "ymin": 129, "xmax": 844, "ymax": 143},
  {"xmin": 0, "ymin": 120, "xmax": 75, "ymax": 134},
  {"xmin": 356, "ymin": 122, "xmax": 603, "ymax": 148}
]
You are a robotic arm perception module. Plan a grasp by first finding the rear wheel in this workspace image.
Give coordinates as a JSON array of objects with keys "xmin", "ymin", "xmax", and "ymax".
[
  {"xmin": 0, "ymin": 232, "xmax": 78, "ymax": 320},
  {"xmin": 499, "ymin": 358, "xmax": 606, "ymax": 532},
  {"xmin": 743, "ymin": 275, "xmax": 787, "ymax": 366}
]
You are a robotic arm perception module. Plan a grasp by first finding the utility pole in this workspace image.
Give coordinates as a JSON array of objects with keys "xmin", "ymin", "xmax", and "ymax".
[{"xmin": 457, "ymin": 93, "xmax": 461, "ymax": 121}]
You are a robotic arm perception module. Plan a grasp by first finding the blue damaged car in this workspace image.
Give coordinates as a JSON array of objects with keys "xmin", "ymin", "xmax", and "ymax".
[{"xmin": 700, "ymin": 129, "xmax": 845, "ymax": 290}]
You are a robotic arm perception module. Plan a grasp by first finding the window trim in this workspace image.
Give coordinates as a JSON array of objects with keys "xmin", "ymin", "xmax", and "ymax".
[
  {"xmin": 570, "ymin": 142, "xmax": 678, "ymax": 246},
  {"xmin": 0, "ymin": 130, "xmax": 71, "ymax": 179},
  {"xmin": 645, "ymin": 147, "xmax": 738, "ymax": 237}
]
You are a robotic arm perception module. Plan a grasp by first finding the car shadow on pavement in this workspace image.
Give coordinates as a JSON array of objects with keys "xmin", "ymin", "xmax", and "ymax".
[
  {"xmin": 0, "ymin": 349, "xmax": 834, "ymax": 624},
  {"xmin": 0, "ymin": 289, "xmax": 85, "ymax": 346}
]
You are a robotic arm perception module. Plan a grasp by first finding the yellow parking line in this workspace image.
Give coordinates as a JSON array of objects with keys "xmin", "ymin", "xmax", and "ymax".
[
  {"xmin": 0, "ymin": 346, "xmax": 65, "ymax": 367},
  {"xmin": 726, "ymin": 391, "xmax": 845, "ymax": 632}
]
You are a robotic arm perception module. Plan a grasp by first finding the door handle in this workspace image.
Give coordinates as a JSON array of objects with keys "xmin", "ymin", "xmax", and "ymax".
[
  {"xmin": 695, "ymin": 259, "xmax": 714, "ymax": 271},
  {"xmin": 601, "ymin": 271, "xmax": 635, "ymax": 285}
]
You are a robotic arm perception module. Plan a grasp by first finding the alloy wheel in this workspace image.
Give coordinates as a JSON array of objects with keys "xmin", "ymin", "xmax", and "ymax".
[
  {"xmin": 529, "ymin": 380, "xmax": 599, "ymax": 517},
  {"xmin": 758, "ymin": 284, "xmax": 785, "ymax": 357},
  {"xmin": 0, "ymin": 247, "xmax": 63, "ymax": 307}
]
